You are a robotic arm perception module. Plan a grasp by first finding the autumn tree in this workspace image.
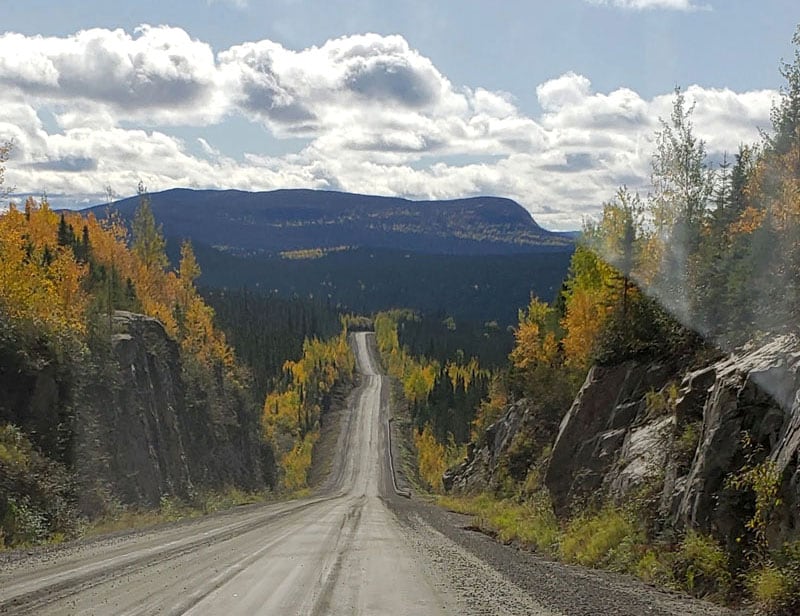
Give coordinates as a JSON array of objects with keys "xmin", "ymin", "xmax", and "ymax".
[
  {"xmin": 651, "ymin": 88, "xmax": 715, "ymax": 240},
  {"xmin": 510, "ymin": 296, "xmax": 558, "ymax": 372},
  {"xmin": 560, "ymin": 245, "xmax": 617, "ymax": 369},
  {"xmin": 179, "ymin": 240, "xmax": 201, "ymax": 293},
  {"xmin": 769, "ymin": 26, "xmax": 800, "ymax": 158},
  {"xmin": 508, "ymin": 295, "xmax": 577, "ymax": 405},
  {"xmin": 262, "ymin": 330, "xmax": 354, "ymax": 490},
  {"xmin": 591, "ymin": 186, "xmax": 643, "ymax": 318}
]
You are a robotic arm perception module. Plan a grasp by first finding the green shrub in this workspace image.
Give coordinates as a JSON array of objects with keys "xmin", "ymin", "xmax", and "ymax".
[
  {"xmin": 559, "ymin": 507, "xmax": 644, "ymax": 570},
  {"xmin": 1, "ymin": 496, "xmax": 47, "ymax": 546},
  {"xmin": 645, "ymin": 382, "xmax": 679, "ymax": 417},
  {"xmin": 635, "ymin": 548, "xmax": 675, "ymax": 586},
  {"xmin": 158, "ymin": 495, "xmax": 189, "ymax": 522},
  {"xmin": 195, "ymin": 487, "xmax": 263, "ymax": 514},
  {"xmin": 439, "ymin": 491, "xmax": 559, "ymax": 556},
  {"xmin": 728, "ymin": 459, "xmax": 782, "ymax": 545},
  {"xmin": 673, "ymin": 532, "xmax": 731, "ymax": 600},
  {"xmin": 748, "ymin": 565, "xmax": 795, "ymax": 614},
  {"xmin": 0, "ymin": 424, "xmax": 79, "ymax": 549},
  {"xmin": 674, "ymin": 420, "xmax": 702, "ymax": 472},
  {"xmin": 748, "ymin": 542, "xmax": 800, "ymax": 615}
]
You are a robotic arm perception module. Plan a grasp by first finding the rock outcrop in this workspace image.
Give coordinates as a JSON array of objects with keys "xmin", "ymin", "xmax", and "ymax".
[
  {"xmin": 443, "ymin": 399, "xmax": 535, "ymax": 494},
  {"xmin": 544, "ymin": 361, "xmax": 674, "ymax": 517},
  {"xmin": 86, "ymin": 311, "xmax": 270, "ymax": 508},
  {"xmin": 0, "ymin": 310, "xmax": 271, "ymax": 517},
  {"xmin": 665, "ymin": 335, "xmax": 800, "ymax": 546},
  {"xmin": 445, "ymin": 335, "xmax": 800, "ymax": 546}
]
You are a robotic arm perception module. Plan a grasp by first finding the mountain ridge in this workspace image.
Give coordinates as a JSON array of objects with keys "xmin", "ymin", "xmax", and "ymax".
[{"xmin": 83, "ymin": 187, "xmax": 573, "ymax": 256}]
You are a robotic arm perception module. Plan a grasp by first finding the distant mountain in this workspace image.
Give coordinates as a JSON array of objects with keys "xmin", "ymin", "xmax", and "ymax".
[
  {"xmin": 80, "ymin": 188, "xmax": 574, "ymax": 324},
  {"xmin": 84, "ymin": 188, "xmax": 572, "ymax": 256}
]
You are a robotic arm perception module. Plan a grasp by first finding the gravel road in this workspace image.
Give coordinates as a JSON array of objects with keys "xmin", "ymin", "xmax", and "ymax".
[{"xmin": 0, "ymin": 332, "xmax": 736, "ymax": 615}]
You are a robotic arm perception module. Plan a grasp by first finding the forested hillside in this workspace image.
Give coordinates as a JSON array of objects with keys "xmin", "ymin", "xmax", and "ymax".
[
  {"xmin": 0, "ymin": 183, "xmax": 354, "ymax": 548},
  {"xmin": 0, "ymin": 190, "xmax": 270, "ymax": 546},
  {"xmin": 96, "ymin": 189, "xmax": 575, "ymax": 326},
  {"xmin": 389, "ymin": 31, "xmax": 800, "ymax": 615},
  {"xmin": 186, "ymin": 244, "xmax": 572, "ymax": 326},
  {"xmin": 88, "ymin": 189, "xmax": 572, "ymax": 256},
  {"xmin": 202, "ymin": 288, "xmax": 342, "ymax": 402}
]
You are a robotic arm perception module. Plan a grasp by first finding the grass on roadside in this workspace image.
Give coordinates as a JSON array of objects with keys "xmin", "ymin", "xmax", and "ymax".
[
  {"xmin": 559, "ymin": 506, "xmax": 644, "ymax": 571},
  {"xmin": 439, "ymin": 492, "xmax": 559, "ymax": 556},
  {"xmin": 438, "ymin": 492, "xmax": 751, "ymax": 607},
  {"xmin": 86, "ymin": 487, "xmax": 267, "ymax": 537}
]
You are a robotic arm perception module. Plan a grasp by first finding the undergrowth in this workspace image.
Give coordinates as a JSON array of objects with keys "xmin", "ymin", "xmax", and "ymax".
[
  {"xmin": 439, "ymin": 491, "xmax": 800, "ymax": 611},
  {"xmin": 439, "ymin": 492, "xmax": 559, "ymax": 555},
  {"xmin": 63, "ymin": 488, "xmax": 265, "ymax": 542}
]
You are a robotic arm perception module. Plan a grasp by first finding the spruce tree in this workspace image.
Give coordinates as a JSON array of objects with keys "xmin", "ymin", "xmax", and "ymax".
[{"xmin": 132, "ymin": 182, "xmax": 168, "ymax": 271}]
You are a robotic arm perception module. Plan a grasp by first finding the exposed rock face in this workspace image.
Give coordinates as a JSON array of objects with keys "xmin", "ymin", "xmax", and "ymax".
[
  {"xmin": 444, "ymin": 399, "xmax": 534, "ymax": 494},
  {"xmin": 0, "ymin": 310, "xmax": 271, "ymax": 515},
  {"xmin": 445, "ymin": 335, "xmax": 800, "ymax": 546},
  {"xmin": 543, "ymin": 361, "xmax": 674, "ymax": 517},
  {"xmin": 88, "ymin": 311, "xmax": 269, "ymax": 507},
  {"xmin": 666, "ymin": 335, "xmax": 800, "ymax": 546},
  {"xmin": 98, "ymin": 312, "xmax": 195, "ymax": 505}
]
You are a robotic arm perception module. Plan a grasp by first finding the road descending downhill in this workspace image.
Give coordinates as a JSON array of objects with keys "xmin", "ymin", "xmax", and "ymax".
[{"xmin": 0, "ymin": 333, "xmax": 733, "ymax": 616}]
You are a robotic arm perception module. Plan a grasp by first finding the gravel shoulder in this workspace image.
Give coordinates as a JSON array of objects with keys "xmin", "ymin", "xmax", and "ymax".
[{"xmin": 389, "ymin": 494, "xmax": 738, "ymax": 616}]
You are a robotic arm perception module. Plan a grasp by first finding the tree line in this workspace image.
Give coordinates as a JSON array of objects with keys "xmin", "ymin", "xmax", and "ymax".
[{"xmin": 0, "ymin": 176, "xmax": 353, "ymax": 547}]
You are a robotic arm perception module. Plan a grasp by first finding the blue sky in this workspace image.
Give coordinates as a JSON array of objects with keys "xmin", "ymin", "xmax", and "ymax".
[{"xmin": 1, "ymin": 0, "xmax": 797, "ymax": 228}]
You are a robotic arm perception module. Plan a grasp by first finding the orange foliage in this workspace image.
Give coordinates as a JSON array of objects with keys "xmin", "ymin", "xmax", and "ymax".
[
  {"xmin": 729, "ymin": 206, "xmax": 767, "ymax": 236},
  {"xmin": 509, "ymin": 297, "xmax": 558, "ymax": 370},
  {"xmin": 0, "ymin": 201, "xmax": 88, "ymax": 335},
  {"xmin": 470, "ymin": 376, "xmax": 508, "ymax": 442},
  {"xmin": 561, "ymin": 287, "xmax": 610, "ymax": 369},
  {"xmin": 0, "ymin": 197, "xmax": 236, "ymax": 381}
]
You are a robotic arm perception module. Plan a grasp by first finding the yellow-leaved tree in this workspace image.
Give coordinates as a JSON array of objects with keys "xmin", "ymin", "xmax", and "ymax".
[
  {"xmin": 510, "ymin": 296, "xmax": 558, "ymax": 371},
  {"xmin": 262, "ymin": 330, "xmax": 354, "ymax": 491}
]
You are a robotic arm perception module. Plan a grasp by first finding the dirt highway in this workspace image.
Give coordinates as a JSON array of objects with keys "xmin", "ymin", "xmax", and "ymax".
[
  {"xmin": 0, "ymin": 333, "xmax": 554, "ymax": 615},
  {"xmin": 0, "ymin": 333, "xmax": 736, "ymax": 616}
]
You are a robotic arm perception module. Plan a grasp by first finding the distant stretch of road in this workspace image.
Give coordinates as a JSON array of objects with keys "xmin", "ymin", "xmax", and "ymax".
[{"xmin": 0, "ymin": 333, "xmax": 731, "ymax": 616}]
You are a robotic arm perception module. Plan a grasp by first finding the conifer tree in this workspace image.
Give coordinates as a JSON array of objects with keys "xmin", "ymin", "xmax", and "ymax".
[
  {"xmin": 132, "ymin": 182, "xmax": 167, "ymax": 272},
  {"xmin": 770, "ymin": 26, "xmax": 800, "ymax": 157}
]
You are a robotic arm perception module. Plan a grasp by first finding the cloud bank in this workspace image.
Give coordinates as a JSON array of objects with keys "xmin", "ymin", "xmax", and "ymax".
[
  {"xmin": 585, "ymin": 0, "xmax": 709, "ymax": 11},
  {"xmin": 0, "ymin": 26, "xmax": 774, "ymax": 229}
]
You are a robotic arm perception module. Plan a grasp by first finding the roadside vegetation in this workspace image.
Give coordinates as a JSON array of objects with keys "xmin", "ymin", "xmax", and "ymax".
[
  {"xmin": 374, "ymin": 310, "xmax": 493, "ymax": 490},
  {"xmin": 390, "ymin": 29, "xmax": 800, "ymax": 615},
  {"xmin": 262, "ymin": 330, "xmax": 354, "ymax": 491},
  {"xmin": 0, "ymin": 172, "xmax": 353, "ymax": 549},
  {"xmin": 85, "ymin": 488, "xmax": 265, "ymax": 538}
]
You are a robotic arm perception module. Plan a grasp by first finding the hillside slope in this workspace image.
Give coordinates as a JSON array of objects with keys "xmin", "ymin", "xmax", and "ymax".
[{"xmin": 85, "ymin": 188, "xmax": 573, "ymax": 256}]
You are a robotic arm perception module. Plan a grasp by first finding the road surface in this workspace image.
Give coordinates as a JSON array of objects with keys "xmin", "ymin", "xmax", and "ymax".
[
  {"xmin": 0, "ymin": 333, "xmax": 733, "ymax": 616},
  {"xmin": 0, "ymin": 333, "xmax": 551, "ymax": 615}
]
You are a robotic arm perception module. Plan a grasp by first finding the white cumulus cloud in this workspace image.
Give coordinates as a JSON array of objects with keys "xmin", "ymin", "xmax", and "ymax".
[
  {"xmin": 0, "ymin": 27, "xmax": 777, "ymax": 229},
  {"xmin": 0, "ymin": 25, "xmax": 225, "ymax": 125}
]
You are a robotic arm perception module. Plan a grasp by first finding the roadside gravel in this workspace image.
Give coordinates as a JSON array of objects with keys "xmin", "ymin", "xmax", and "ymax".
[{"xmin": 389, "ymin": 493, "xmax": 740, "ymax": 616}]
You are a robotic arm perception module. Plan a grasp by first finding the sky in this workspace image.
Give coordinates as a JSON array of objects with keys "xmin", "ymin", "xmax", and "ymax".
[{"xmin": 0, "ymin": 1, "xmax": 797, "ymax": 229}]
